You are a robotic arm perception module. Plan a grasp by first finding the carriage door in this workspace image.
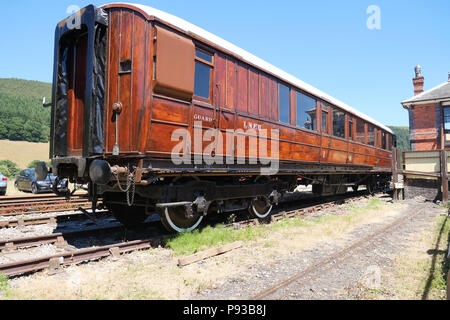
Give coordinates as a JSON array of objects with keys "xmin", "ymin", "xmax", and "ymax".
[
  {"xmin": 67, "ymin": 33, "xmax": 88, "ymax": 156},
  {"xmin": 52, "ymin": 5, "xmax": 108, "ymax": 159}
]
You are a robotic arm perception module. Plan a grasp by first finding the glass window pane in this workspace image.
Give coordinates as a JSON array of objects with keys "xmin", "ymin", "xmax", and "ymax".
[
  {"xmin": 332, "ymin": 109, "xmax": 345, "ymax": 138},
  {"xmin": 322, "ymin": 111, "xmax": 328, "ymax": 132},
  {"xmin": 296, "ymin": 92, "xmax": 316, "ymax": 131},
  {"xmin": 356, "ymin": 119, "xmax": 365, "ymax": 144},
  {"xmin": 279, "ymin": 84, "xmax": 290, "ymax": 124},
  {"xmin": 195, "ymin": 49, "xmax": 213, "ymax": 63},
  {"xmin": 444, "ymin": 107, "xmax": 450, "ymax": 131},
  {"xmin": 194, "ymin": 61, "xmax": 211, "ymax": 99},
  {"xmin": 382, "ymin": 132, "xmax": 387, "ymax": 150},
  {"xmin": 368, "ymin": 125, "xmax": 375, "ymax": 146}
]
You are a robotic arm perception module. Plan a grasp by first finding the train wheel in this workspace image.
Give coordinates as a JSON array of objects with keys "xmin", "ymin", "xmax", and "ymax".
[
  {"xmin": 107, "ymin": 203, "xmax": 148, "ymax": 228},
  {"xmin": 248, "ymin": 196, "xmax": 273, "ymax": 219},
  {"xmin": 160, "ymin": 206, "xmax": 204, "ymax": 233}
]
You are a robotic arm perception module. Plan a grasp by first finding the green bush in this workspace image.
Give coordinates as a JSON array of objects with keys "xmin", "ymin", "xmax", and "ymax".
[
  {"xmin": 388, "ymin": 126, "xmax": 410, "ymax": 152},
  {"xmin": 0, "ymin": 160, "xmax": 20, "ymax": 178}
]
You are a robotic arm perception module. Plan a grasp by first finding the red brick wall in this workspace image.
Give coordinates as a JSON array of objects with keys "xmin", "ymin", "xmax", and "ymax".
[{"xmin": 411, "ymin": 103, "xmax": 439, "ymax": 150}]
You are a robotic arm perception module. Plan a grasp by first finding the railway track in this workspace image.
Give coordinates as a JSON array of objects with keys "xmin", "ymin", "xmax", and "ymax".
[
  {"xmin": 0, "ymin": 221, "xmax": 160, "ymax": 252},
  {"xmin": 0, "ymin": 193, "xmax": 91, "ymax": 217},
  {"xmin": 251, "ymin": 202, "xmax": 423, "ymax": 300},
  {"xmin": 0, "ymin": 191, "xmax": 372, "ymax": 278},
  {"xmin": 0, "ymin": 210, "xmax": 109, "ymax": 229}
]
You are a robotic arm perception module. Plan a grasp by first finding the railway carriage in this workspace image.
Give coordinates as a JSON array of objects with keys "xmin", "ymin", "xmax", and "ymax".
[{"xmin": 39, "ymin": 3, "xmax": 395, "ymax": 233}]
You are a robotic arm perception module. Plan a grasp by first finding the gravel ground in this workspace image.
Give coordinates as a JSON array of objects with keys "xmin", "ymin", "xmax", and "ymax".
[
  {"xmin": 0, "ymin": 213, "xmax": 116, "ymax": 242},
  {"xmin": 2, "ymin": 194, "xmax": 445, "ymax": 300},
  {"xmin": 193, "ymin": 198, "xmax": 444, "ymax": 300}
]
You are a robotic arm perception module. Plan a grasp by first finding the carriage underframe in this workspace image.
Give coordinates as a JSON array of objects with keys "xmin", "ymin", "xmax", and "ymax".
[{"xmin": 44, "ymin": 156, "xmax": 391, "ymax": 233}]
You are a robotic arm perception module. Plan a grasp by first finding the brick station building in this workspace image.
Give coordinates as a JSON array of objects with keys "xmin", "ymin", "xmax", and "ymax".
[{"xmin": 401, "ymin": 66, "xmax": 450, "ymax": 151}]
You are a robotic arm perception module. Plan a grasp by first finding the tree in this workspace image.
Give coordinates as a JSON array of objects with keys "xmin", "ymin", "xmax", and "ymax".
[{"xmin": 0, "ymin": 160, "xmax": 20, "ymax": 178}]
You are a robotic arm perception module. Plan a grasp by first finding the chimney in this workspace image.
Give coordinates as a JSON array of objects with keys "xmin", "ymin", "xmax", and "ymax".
[{"xmin": 413, "ymin": 65, "xmax": 424, "ymax": 96}]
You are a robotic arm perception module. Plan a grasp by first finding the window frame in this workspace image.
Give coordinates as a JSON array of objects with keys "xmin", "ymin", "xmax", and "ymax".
[
  {"xmin": 278, "ymin": 83, "xmax": 291, "ymax": 125},
  {"xmin": 332, "ymin": 107, "xmax": 346, "ymax": 139},
  {"xmin": 356, "ymin": 118, "xmax": 366, "ymax": 145},
  {"xmin": 382, "ymin": 131, "xmax": 387, "ymax": 150},
  {"xmin": 367, "ymin": 124, "xmax": 375, "ymax": 147},
  {"xmin": 295, "ymin": 90, "xmax": 317, "ymax": 132},
  {"xmin": 321, "ymin": 104, "xmax": 329, "ymax": 134},
  {"xmin": 348, "ymin": 116, "xmax": 354, "ymax": 140},
  {"xmin": 193, "ymin": 47, "xmax": 214, "ymax": 103}
]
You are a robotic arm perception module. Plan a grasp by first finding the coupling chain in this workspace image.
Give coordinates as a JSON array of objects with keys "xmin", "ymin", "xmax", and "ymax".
[{"xmin": 113, "ymin": 166, "xmax": 137, "ymax": 207}]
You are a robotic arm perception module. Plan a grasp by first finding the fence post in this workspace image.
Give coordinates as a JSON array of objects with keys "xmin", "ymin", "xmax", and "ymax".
[
  {"xmin": 392, "ymin": 148, "xmax": 399, "ymax": 201},
  {"xmin": 440, "ymin": 149, "xmax": 448, "ymax": 203}
]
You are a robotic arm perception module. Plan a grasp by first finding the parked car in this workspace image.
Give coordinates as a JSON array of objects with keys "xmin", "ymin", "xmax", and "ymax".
[
  {"xmin": 15, "ymin": 168, "xmax": 68, "ymax": 194},
  {"xmin": 0, "ymin": 172, "xmax": 7, "ymax": 196}
]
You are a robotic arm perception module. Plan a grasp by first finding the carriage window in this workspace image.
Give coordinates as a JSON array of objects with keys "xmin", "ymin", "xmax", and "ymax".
[
  {"xmin": 321, "ymin": 105, "xmax": 329, "ymax": 133},
  {"xmin": 368, "ymin": 125, "xmax": 375, "ymax": 146},
  {"xmin": 194, "ymin": 49, "xmax": 213, "ymax": 99},
  {"xmin": 443, "ymin": 107, "xmax": 450, "ymax": 131},
  {"xmin": 296, "ymin": 92, "xmax": 316, "ymax": 131},
  {"xmin": 332, "ymin": 108, "xmax": 345, "ymax": 138},
  {"xmin": 388, "ymin": 134, "xmax": 392, "ymax": 150},
  {"xmin": 196, "ymin": 49, "xmax": 213, "ymax": 63},
  {"xmin": 382, "ymin": 131, "xmax": 387, "ymax": 150},
  {"xmin": 349, "ymin": 116, "xmax": 354, "ymax": 140},
  {"xmin": 356, "ymin": 119, "xmax": 365, "ymax": 144},
  {"xmin": 279, "ymin": 83, "xmax": 290, "ymax": 124}
]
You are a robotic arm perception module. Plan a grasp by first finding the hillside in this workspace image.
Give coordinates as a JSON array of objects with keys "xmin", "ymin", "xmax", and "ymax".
[
  {"xmin": 0, "ymin": 78, "xmax": 52, "ymax": 143},
  {"xmin": 388, "ymin": 126, "xmax": 410, "ymax": 152}
]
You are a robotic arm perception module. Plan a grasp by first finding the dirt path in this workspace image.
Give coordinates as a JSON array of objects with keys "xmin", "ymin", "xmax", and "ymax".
[{"xmin": 193, "ymin": 199, "xmax": 445, "ymax": 300}]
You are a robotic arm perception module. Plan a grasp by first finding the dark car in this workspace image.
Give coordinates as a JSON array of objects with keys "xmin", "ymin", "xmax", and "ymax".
[
  {"xmin": 15, "ymin": 168, "xmax": 68, "ymax": 194},
  {"xmin": 0, "ymin": 172, "xmax": 7, "ymax": 196}
]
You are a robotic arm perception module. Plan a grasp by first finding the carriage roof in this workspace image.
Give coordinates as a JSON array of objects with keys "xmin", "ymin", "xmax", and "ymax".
[{"xmin": 103, "ymin": 3, "xmax": 394, "ymax": 135}]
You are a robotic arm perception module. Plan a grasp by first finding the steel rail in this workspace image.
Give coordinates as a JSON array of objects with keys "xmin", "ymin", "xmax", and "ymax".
[
  {"xmin": 0, "ymin": 238, "xmax": 160, "ymax": 277},
  {"xmin": 251, "ymin": 203, "xmax": 424, "ymax": 300},
  {"xmin": 0, "ymin": 210, "xmax": 108, "ymax": 229},
  {"xmin": 0, "ymin": 192, "xmax": 88, "ymax": 203},
  {"xmin": 0, "ymin": 223, "xmax": 127, "ymax": 251},
  {"xmin": 0, "ymin": 202, "xmax": 92, "ymax": 217}
]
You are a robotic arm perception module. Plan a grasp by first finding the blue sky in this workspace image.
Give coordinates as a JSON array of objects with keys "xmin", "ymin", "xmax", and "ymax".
[{"xmin": 0, "ymin": 0, "xmax": 449, "ymax": 126}]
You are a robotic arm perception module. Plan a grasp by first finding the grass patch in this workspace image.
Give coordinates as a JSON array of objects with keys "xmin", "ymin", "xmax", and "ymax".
[
  {"xmin": 0, "ymin": 273, "xmax": 9, "ymax": 296},
  {"xmin": 165, "ymin": 224, "xmax": 266, "ymax": 256},
  {"xmin": 165, "ymin": 198, "xmax": 386, "ymax": 256},
  {"xmin": 419, "ymin": 215, "xmax": 450, "ymax": 299},
  {"xmin": 346, "ymin": 198, "xmax": 383, "ymax": 214},
  {"xmin": 386, "ymin": 214, "xmax": 449, "ymax": 300}
]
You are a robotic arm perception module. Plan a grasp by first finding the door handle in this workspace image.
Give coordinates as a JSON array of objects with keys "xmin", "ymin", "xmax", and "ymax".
[{"xmin": 112, "ymin": 102, "xmax": 123, "ymax": 156}]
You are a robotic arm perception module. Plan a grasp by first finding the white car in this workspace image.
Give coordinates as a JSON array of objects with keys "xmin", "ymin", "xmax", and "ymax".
[{"xmin": 0, "ymin": 172, "xmax": 7, "ymax": 196}]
